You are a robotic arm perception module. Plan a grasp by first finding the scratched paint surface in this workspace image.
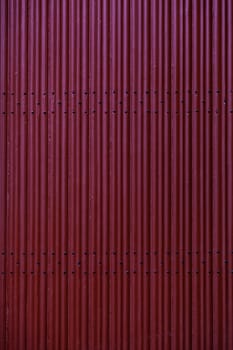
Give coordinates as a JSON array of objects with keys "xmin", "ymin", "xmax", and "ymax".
[{"xmin": 0, "ymin": 1, "xmax": 233, "ymax": 349}]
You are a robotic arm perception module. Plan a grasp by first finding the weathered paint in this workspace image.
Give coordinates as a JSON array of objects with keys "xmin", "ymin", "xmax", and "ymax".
[{"xmin": 0, "ymin": 1, "xmax": 233, "ymax": 349}]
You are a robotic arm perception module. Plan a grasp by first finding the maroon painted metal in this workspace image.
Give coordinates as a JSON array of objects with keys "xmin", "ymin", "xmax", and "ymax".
[{"xmin": 0, "ymin": 1, "xmax": 233, "ymax": 349}]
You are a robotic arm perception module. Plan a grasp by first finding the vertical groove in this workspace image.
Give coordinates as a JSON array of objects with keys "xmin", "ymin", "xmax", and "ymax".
[{"xmin": 0, "ymin": 1, "xmax": 233, "ymax": 349}]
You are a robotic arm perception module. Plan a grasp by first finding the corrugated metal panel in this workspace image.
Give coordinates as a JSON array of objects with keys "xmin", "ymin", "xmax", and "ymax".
[{"xmin": 0, "ymin": 0, "xmax": 233, "ymax": 349}]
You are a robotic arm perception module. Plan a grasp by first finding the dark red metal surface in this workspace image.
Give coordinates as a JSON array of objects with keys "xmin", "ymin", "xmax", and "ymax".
[{"xmin": 0, "ymin": 1, "xmax": 233, "ymax": 349}]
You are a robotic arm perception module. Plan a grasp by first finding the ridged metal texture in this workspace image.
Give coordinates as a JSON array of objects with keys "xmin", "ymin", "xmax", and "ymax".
[{"xmin": 0, "ymin": 0, "xmax": 233, "ymax": 349}]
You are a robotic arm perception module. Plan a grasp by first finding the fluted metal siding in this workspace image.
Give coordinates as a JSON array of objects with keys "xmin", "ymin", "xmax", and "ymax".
[{"xmin": 0, "ymin": 0, "xmax": 233, "ymax": 349}]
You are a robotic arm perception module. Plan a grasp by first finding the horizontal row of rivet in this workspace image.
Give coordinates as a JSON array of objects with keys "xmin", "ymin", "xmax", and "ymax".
[
  {"xmin": 2, "ymin": 90, "xmax": 233, "ymax": 95},
  {"xmin": 2, "ymin": 250, "xmax": 232, "ymax": 255},
  {"xmin": 1, "ymin": 111, "xmax": 233, "ymax": 116},
  {"xmin": 1, "ymin": 270, "xmax": 233, "ymax": 275},
  {"xmin": 1, "ymin": 261, "xmax": 231, "ymax": 266},
  {"xmin": 0, "ymin": 98, "xmax": 232, "ymax": 106}
]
